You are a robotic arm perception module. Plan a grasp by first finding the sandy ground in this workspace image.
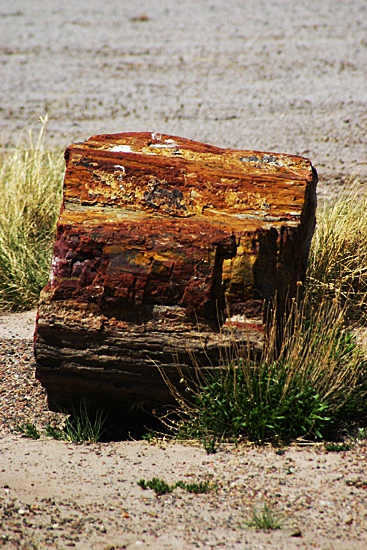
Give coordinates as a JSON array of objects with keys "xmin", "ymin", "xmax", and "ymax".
[
  {"xmin": 1, "ymin": 434, "xmax": 367, "ymax": 550},
  {"xmin": 0, "ymin": 310, "xmax": 37, "ymax": 340},
  {"xmin": 1, "ymin": 0, "xmax": 367, "ymax": 548},
  {"xmin": 1, "ymin": 327, "xmax": 367, "ymax": 550}
]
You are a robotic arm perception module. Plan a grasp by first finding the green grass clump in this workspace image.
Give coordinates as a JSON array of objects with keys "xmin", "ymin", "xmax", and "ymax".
[
  {"xmin": 138, "ymin": 477, "xmax": 215, "ymax": 495},
  {"xmin": 325, "ymin": 442, "xmax": 352, "ymax": 452},
  {"xmin": 44, "ymin": 424, "xmax": 66, "ymax": 441},
  {"xmin": 246, "ymin": 503, "xmax": 284, "ymax": 531},
  {"xmin": 174, "ymin": 480, "xmax": 214, "ymax": 494},
  {"xmin": 170, "ymin": 291, "xmax": 367, "ymax": 445},
  {"xmin": 16, "ymin": 422, "xmax": 41, "ymax": 439},
  {"xmin": 16, "ymin": 406, "xmax": 106, "ymax": 444},
  {"xmin": 202, "ymin": 435, "xmax": 218, "ymax": 455},
  {"xmin": 138, "ymin": 477, "xmax": 173, "ymax": 495},
  {"xmin": 357, "ymin": 427, "xmax": 367, "ymax": 440},
  {"xmin": 45, "ymin": 402, "xmax": 107, "ymax": 444},
  {"xmin": 178, "ymin": 364, "xmax": 330, "ymax": 444},
  {"xmin": 0, "ymin": 115, "xmax": 64, "ymax": 310}
]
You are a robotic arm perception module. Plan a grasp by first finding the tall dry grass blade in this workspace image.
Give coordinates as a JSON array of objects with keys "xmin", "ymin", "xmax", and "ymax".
[
  {"xmin": 0, "ymin": 117, "xmax": 64, "ymax": 310},
  {"xmin": 308, "ymin": 179, "xmax": 367, "ymax": 322}
]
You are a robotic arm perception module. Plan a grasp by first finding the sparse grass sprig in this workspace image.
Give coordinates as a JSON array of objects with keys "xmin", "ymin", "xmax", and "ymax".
[
  {"xmin": 175, "ymin": 480, "xmax": 215, "ymax": 493},
  {"xmin": 357, "ymin": 427, "xmax": 367, "ymax": 440},
  {"xmin": 138, "ymin": 477, "xmax": 172, "ymax": 495},
  {"xmin": 245, "ymin": 502, "xmax": 285, "ymax": 531},
  {"xmin": 0, "ymin": 115, "xmax": 64, "ymax": 310},
  {"xmin": 138, "ymin": 477, "xmax": 215, "ymax": 495},
  {"xmin": 15, "ymin": 422, "xmax": 41, "ymax": 440},
  {"xmin": 45, "ymin": 401, "xmax": 107, "ymax": 444},
  {"xmin": 202, "ymin": 434, "xmax": 218, "ymax": 454},
  {"xmin": 44, "ymin": 424, "xmax": 66, "ymax": 441},
  {"xmin": 325, "ymin": 442, "xmax": 352, "ymax": 452},
  {"xmin": 61, "ymin": 411, "xmax": 106, "ymax": 444}
]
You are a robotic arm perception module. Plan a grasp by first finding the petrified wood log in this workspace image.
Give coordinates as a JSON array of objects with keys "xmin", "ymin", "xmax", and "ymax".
[{"xmin": 34, "ymin": 132, "xmax": 317, "ymax": 415}]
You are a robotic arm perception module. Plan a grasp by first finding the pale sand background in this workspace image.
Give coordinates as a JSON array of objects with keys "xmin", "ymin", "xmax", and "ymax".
[{"xmin": 1, "ymin": 2, "xmax": 367, "ymax": 548}]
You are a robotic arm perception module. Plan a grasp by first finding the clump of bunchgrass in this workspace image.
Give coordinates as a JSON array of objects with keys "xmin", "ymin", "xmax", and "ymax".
[
  {"xmin": 44, "ymin": 424, "xmax": 66, "ymax": 441},
  {"xmin": 138, "ymin": 477, "xmax": 172, "ymax": 495},
  {"xmin": 165, "ymin": 290, "xmax": 367, "ymax": 445},
  {"xmin": 45, "ymin": 401, "xmax": 107, "ymax": 444},
  {"xmin": 307, "ymin": 180, "xmax": 367, "ymax": 323},
  {"xmin": 174, "ymin": 480, "xmax": 215, "ymax": 494},
  {"xmin": 138, "ymin": 477, "xmax": 215, "ymax": 495},
  {"xmin": 325, "ymin": 442, "xmax": 352, "ymax": 452},
  {"xmin": 0, "ymin": 115, "xmax": 64, "ymax": 310},
  {"xmin": 16, "ymin": 422, "xmax": 41, "ymax": 440},
  {"xmin": 202, "ymin": 434, "xmax": 218, "ymax": 454}
]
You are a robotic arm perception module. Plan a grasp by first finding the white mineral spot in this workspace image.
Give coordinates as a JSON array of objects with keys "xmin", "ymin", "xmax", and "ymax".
[
  {"xmin": 114, "ymin": 164, "xmax": 126, "ymax": 173},
  {"xmin": 110, "ymin": 145, "xmax": 133, "ymax": 153},
  {"xmin": 50, "ymin": 257, "xmax": 60, "ymax": 285},
  {"xmin": 150, "ymin": 139, "xmax": 178, "ymax": 149}
]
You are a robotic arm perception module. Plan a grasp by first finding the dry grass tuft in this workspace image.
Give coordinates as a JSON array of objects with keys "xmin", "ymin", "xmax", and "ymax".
[
  {"xmin": 307, "ymin": 179, "xmax": 367, "ymax": 323},
  {"xmin": 0, "ymin": 116, "xmax": 64, "ymax": 310},
  {"xmin": 164, "ymin": 291, "xmax": 367, "ymax": 444}
]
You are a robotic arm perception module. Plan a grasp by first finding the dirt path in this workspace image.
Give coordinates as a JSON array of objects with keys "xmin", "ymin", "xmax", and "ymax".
[{"xmin": 0, "ymin": 310, "xmax": 37, "ymax": 340}]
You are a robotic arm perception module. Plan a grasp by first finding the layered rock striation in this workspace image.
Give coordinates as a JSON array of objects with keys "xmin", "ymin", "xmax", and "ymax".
[{"xmin": 34, "ymin": 132, "xmax": 317, "ymax": 414}]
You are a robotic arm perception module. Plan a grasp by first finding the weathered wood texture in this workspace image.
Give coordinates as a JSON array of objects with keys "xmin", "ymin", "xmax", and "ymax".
[{"xmin": 34, "ymin": 132, "xmax": 317, "ymax": 414}]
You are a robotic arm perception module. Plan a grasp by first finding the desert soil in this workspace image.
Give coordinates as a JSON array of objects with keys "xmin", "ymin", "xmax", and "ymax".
[
  {"xmin": 1, "ymin": 335, "xmax": 367, "ymax": 550},
  {"xmin": 1, "ymin": 0, "xmax": 367, "ymax": 548}
]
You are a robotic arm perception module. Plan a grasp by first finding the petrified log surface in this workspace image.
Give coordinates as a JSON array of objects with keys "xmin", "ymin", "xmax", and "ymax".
[{"xmin": 34, "ymin": 132, "xmax": 317, "ymax": 414}]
